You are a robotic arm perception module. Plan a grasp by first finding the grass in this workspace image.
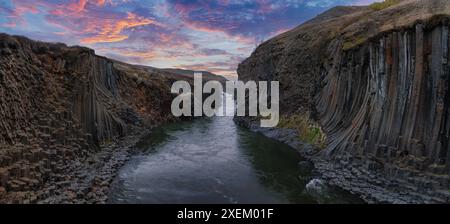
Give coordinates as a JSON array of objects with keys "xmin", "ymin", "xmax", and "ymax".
[
  {"xmin": 341, "ymin": 0, "xmax": 401, "ymax": 51},
  {"xmin": 369, "ymin": 0, "xmax": 399, "ymax": 11},
  {"xmin": 277, "ymin": 114, "xmax": 327, "ymax": 149},
  {"xmin": 342, "ymin": 35, "xmax": 366, "ymax": 51},
  {"xmin": 101, "ymin": 139, "xmax": 114, "ymax": 146}
]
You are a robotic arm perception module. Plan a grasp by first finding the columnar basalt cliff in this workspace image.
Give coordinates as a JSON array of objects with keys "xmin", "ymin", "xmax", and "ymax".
[
  {"xmin": 318, "ymin": 22, "xmax": 450, "ymax": 166},
  {"xmin": 0, "ymin": 34, "xmax": 181, "ymax": 203},
  {"xmin": 237, "ymin": 0, "xmax": 450, "ymax": 202}
]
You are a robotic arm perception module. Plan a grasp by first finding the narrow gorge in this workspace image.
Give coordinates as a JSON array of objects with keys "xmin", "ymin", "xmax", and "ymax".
[
  {"xmin": 0, "ymin": 34, "xmax": 188, "ymax": 203},
  {"xmin": 2, "ymin": 0, "xmax": 450, "ymax": 205}
]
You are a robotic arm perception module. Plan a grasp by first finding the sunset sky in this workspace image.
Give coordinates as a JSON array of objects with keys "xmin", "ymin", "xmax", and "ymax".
[{"xmin": 0, "ymin": 0, "xmax": 378, "ymax": 78}]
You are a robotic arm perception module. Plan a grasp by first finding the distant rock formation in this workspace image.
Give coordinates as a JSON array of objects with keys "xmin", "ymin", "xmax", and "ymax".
[
  {"xmin": 237, "ymin": 0, "xmax": 450, "ymax": 202},
  {"xmin": 162, "ymin": 68, "xmax": 228, "ymax": 84}
]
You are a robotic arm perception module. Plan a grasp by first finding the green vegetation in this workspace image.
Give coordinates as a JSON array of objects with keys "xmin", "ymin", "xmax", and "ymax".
[
  {"xmin": 342, "ymin": 35, "xmax": 366, "ymax": 51},
  {"xmin": 278, "ymin": 114, "xmax": 326, "ymax": 148},
  {"xmin": 100, "ymin": 139, "xmax": 114, "ymax": 148},
  {"xmin": 369, "ymin": 0, "xmax": 399, "ymax": 11},
  {"xmin": 341, "ymin": 0, "xmax": 401, "ymax": 51}
]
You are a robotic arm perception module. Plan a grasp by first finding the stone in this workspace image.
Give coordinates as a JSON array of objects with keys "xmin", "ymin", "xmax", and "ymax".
[
  {"xmin": 298, "ymin": 160, "xmax": 314, "ymax": 171},
  {"xmin": 0, "ymin": 187, "xmax": 6, "ymax": 196},
  {"xmin": 305, "ymin": 179, "xmax": 333, "ymax": 202}
]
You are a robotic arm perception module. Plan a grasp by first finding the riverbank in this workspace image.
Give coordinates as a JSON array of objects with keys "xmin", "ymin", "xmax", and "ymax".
[
  {"xmin": 233, "ymin": 117, "xmax": 450, "ymax": 204},
  {"xmin": 22, "ymin": 128, "xmax": 149, "ymax": 204}
]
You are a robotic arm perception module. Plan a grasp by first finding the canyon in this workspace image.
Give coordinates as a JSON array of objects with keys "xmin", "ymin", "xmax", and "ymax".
[
  {"xmin": 0, "ymin": 33, "xmax": 226, "ymax": 203},
  {"xmin": 2, "ymin": 0, "xmax": 450, "ymax": 204},
  {"xmin": 237, "ymin": 0, "xmax": 450, "ymax": 203}
]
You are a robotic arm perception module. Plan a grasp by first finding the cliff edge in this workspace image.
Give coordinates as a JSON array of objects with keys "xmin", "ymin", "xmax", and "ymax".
[
  {"xmin": 237, "ymin": 0, "xmax": 450, "ymax": 203},
  {"xmin": 0, "ymin": 33, "xmax": 184, "ymax": 203}
]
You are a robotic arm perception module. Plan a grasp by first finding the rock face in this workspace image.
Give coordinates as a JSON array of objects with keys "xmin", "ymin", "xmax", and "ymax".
[
  {"xmin": 0, "ymin": 33, "xmax": 180, "ymax": 202},
  {"xmin": 318, "ymin": 22, "xmax": 450, "ymax": 166},
  {"xmin": 161, "ymin": 68, "xmax": 228, "ymax": 84},
  {"xmin": 238, "ymin": 0, "xmax": 450, "ymax": 201},
  {"xmin": 305, "ymin": 179, "xmax": 331, "ymax": 201}
]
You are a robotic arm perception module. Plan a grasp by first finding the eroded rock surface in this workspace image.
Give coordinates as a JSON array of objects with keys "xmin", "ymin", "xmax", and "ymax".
[
  {"xmin": 237, "ymin": 0, "xmax": 450, "ymax": 203},
  {"xmin": 0, "ymin": 34, "xmax": 182, "ymax": 203}
]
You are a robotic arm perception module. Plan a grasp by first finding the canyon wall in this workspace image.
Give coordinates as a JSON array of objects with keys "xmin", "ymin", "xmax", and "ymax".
[
  {"xmin": 0, "ymin": 34, "xmax": 178, "ymax": 200},
  {"xmin": 317, "ymin": 22, "xmax": 450, "ymax": 170},
  {"xmin": 238, "ymin": 0, "xmax": 450, "ymax": 198}
]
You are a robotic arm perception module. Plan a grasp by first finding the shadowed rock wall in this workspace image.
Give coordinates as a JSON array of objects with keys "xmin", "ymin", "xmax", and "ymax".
[
  {"xmin": 237, "ymin": 0, "xmax": 450, "ymax": 196},
  {"xmin": 317, "ymin": 22, "xmax": 450, "ymax": 174},
  {"xmin": 0, "ymin": 34, "xmax": 177, "ymax": 199}
]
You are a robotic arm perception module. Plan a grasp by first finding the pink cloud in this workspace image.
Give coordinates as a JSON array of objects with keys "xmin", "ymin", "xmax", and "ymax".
[
  {"xmin": 2, "ymin": 1, "xmax": 41, "ymax": 27},
  {"xmin": 3, "ymin": 0, "xmax": 161, "ymax": 44},
  {"xmin": 80, "ymin": 12, "xmax": 159, "ymax": 44}
]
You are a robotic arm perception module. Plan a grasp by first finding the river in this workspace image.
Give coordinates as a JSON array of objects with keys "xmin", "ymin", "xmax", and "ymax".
[{"xmin": 108, "ymin": 94, "xmax": 360, "ymax": 204}]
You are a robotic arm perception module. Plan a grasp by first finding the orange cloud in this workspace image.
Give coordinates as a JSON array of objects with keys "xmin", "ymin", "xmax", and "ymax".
[
  {"xmin": 93, "ymin": 0, "xmax": 107, "ymax": 6},
  {"xmin": 81, "ymin": 12, "xmax": 159, "ymax": 44}
]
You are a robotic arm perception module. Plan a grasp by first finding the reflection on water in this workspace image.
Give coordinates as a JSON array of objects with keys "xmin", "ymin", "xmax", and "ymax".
[{"xmin": 108, "ymin": 94, "xmax": 361, "ymax": 204}]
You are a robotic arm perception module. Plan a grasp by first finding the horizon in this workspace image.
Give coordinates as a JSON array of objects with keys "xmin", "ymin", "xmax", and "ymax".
[{"xmin": 0, "ymin": 0, "xmax": 378, "ymax": 79}]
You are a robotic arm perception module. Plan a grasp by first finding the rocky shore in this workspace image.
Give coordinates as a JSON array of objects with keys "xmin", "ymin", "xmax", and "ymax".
[
  {"xmin": 234, "ymin": 117, "xmax": 450, "ymax": 204},
  {"xmin": 34, "ymin": 128, "xmax": 149, "ymax": 204}
]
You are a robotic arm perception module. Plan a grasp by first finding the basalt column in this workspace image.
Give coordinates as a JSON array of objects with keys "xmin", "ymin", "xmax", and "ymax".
[{"xmin": 316, "ymin": 23, "xmax": 450, "ymax": 174}]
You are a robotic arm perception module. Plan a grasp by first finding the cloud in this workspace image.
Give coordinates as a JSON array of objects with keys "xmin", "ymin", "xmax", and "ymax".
[
  {"xmin": 0, "ymin": 0, "xmax": 40, "ymax": 27},
  {"xmin": 98, "ymin": 46, "xmax": 158, "ymax": 64},
  {"xmin": 197, "ymin": 48, "xmax": 229, "ymax": 56},
  {"xmin": 0, "ymin": 0, "xmax": 379, "ymax": 77},
  {"xmin": 80, "ymin": 12, "xmax": 159, "ymax": 44}
]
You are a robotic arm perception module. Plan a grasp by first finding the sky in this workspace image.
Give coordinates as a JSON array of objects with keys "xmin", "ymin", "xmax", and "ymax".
[{"xmin": 0, "ymin": 0, "xmax": 378, "ymax": 78}]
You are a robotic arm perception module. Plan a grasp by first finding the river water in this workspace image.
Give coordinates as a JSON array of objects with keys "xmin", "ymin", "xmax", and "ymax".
[{"xmin": 108, "ymin": 94, "xmax": 360, "ymax": 204}]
